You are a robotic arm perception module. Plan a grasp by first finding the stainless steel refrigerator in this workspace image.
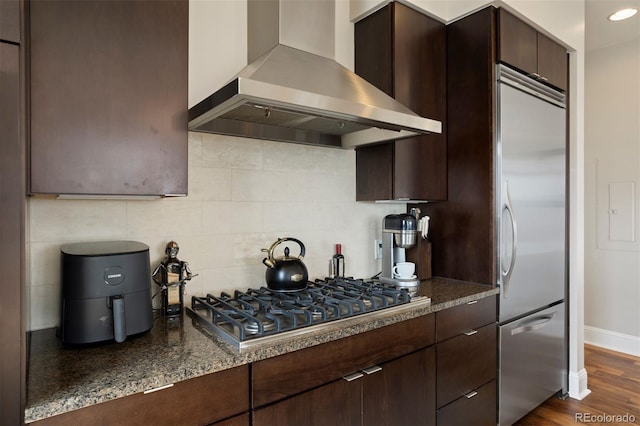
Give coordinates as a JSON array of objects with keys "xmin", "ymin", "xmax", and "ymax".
[{"xmin": 496, "ymin": 65, "xmax": 567, "ymax": 426}]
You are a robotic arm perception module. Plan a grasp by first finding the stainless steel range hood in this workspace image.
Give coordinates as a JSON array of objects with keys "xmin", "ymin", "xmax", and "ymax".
[{"xmin": 188, "ymin": 0, "xmax": 441, "ymax": 149}]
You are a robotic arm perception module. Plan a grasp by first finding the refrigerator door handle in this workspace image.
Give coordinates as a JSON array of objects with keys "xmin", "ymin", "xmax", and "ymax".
[
  {"xmin": 510, "ymin": 312, "xmax": 556, "ymax": 336},
  {"xmin": 502, "ymin": 181, "xmax": 518, "ymax": 296}
]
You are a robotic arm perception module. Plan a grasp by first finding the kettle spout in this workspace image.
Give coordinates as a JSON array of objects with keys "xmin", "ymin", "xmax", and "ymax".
[{"xmin": 262, "ymin": 257, "xmax": 275, "ymax": 268}]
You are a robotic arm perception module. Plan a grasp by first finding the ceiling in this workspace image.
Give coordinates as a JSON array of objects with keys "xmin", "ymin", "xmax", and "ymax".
[{"xmin": 586, "ymin": 0, "xmax": 640, "ymax": 51}]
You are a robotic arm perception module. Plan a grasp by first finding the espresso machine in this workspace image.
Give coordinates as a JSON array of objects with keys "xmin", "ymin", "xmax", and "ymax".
[{"xmin": 380, "ymin": 214, "xmax": 419, "ymax": 288}]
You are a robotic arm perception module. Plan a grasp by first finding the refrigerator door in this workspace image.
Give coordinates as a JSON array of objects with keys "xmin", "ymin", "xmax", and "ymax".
[
  {"xmin": 497, "ymin": 74, "xmax": 566, "ymax": 322},
  {"xmin": 499, "ymin": 303, "xmax": 566, "ymax": 425}
]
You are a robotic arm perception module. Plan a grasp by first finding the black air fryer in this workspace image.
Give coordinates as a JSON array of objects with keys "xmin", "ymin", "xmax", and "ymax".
[{"xmin": 60, "ymin": 241, "xmax": 153, "ymax": 344}]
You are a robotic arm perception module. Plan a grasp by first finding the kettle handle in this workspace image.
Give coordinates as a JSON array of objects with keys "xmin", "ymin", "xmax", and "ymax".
[{"xmin": 265, "ymin": 237, "xmax": 306, "ymax": 260}]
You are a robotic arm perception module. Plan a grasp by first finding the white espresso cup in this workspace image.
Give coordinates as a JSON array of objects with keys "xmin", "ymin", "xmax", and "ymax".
[{"xmin": 392, "ymin": 262, "xmax": 415, "ymax": 279}]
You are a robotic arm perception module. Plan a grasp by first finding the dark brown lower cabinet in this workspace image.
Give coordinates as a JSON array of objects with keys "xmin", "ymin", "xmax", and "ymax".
[
  {"xmin": 436, "ymin": 380, "xmax": 496, "ymax": 426},
  {"xmin": 363, "ymin": 347, "xmax": 436, "ymax": 426},
  {"xmin": 251, "ymin": 315, "xmax": 436, "ymax": 426},
  {"xmin": 30, "ymin": 365, "xmax": 250, "ymax": 426},
  {"xmin": 434, "ymin": 296, "xmax": 497, "ymax": 425},
  {"xmin": 252, "ymin": 347, "xmax": 436, "ymax": 426}
]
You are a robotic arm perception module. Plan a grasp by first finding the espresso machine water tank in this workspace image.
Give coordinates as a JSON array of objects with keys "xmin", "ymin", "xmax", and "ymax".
[
  {"xmin": 60, "ymin": 241, "xmax": 153, "ymax": 344},
  {"xmin": 385, "ymin": 214, "xmax": 417, "ymax": 247}
]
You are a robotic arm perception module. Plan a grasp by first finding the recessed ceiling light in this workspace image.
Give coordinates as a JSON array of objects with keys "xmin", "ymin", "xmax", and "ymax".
[{"xmin": 608, "ymin": 8, "xmax": 638, "ymax": 21}]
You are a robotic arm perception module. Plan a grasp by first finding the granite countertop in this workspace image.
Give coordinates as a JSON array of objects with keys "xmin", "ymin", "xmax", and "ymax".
[{"xmin": 25, "ymin": 277, "xmax": 499, "ymax": 423}]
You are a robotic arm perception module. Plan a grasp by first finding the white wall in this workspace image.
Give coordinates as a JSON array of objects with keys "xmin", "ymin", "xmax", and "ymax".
[
  {"xmin": 188, "ymin": 0, "xmax": 247, "ymax": 108},
  {"xmin": 584, "ymin": 38, "xmax": 640, "ymax": 356}
]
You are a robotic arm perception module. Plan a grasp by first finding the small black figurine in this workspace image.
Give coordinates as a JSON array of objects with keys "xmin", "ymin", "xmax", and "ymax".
[{"xmin": 152, "ymin": 241, "xmax": 194, "ymax": 316}]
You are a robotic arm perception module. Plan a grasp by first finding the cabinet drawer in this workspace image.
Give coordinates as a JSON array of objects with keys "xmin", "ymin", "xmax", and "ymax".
[
  {"xmin": 252, "ymin": 314, "xmax": 435, "ymax": 408},
  {"xmin": 436, "ymin": 323, "xmax": 496, "ymax": 407},
  {"xmin": 436, "ymin": 295, "xmax": 496, "ymax": 342},
  {"xmin": 32, "ymin": 365, "xmax": 250, "ymax": 426},
  {"xmin": 436, "ymin": 380, "xmax": 496, "ymax": 425}
]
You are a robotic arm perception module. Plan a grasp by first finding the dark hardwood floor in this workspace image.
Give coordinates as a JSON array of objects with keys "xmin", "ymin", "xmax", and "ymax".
[{"xmin": 515, "ymin": 344, "xmax": 640, "ymax": 425}]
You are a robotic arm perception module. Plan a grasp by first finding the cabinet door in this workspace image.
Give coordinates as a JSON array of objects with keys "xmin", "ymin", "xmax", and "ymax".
[
  {"xmin": 355, "ymin": 3, "xmax": 446, "ymax": 201},
  {"xmin": 354, "ymin": 4, "xmax": 394, "ymax": 201},
  {"xmin": 537, "ymin": 32, "xmax": 568, "ymax": 91},
  {"xmin": 354, "ymin": 4, "xmax": 393, "ymax": 96},
  {"xmin": 392, "ymin": 3, "xmax": 446, "ymax": 201},
  {"xmin": 0, "ymin": 41, "xmax": 25, "ymax": 426},
  {"xmin": 363, "ymin": 347, "xmax": 436, "ymax": 426},
  {"xmin": 29, "ymin": 0, "xmax": 188, "ymax": 196},
  {"xmin": 497, "ymin": 8, "xmax": 537, "ymax": 77},
  {"xmin": 0, "ymin": 0, "xmax": 20, "ymax": 43},
  {"xmin": 253, "ymin": 378, "xmax": 361, "ymax": 426}
]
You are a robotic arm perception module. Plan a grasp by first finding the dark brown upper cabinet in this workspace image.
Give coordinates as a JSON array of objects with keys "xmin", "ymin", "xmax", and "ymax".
[
  {"xmin": 29, "ymin": 0, "xmax": 188, "ymax": 196},
  {"xmin": 355, "ymin": 2, "xmax": 446, "ymax": 202},
  {"xmin": 497, "ymin": 8, "xmax": 568, "ymax": 91},
  {"xmin": 1, "ymin": 40, "xmax": 26, "ymax": 426},
  {"xmin": 0, "ymin": 0, "xmax": 20, "ymax": 43}
]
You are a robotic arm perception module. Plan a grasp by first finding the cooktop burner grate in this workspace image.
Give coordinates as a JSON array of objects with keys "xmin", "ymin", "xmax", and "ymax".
[{"xmin": 187, "ymin": 277, "xmax": 420, "ymax": 349}]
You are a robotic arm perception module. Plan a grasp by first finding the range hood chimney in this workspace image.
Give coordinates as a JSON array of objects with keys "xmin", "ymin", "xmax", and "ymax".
[{"xmin": 188, "ymin": 0, "xmax": 442, "ymax": 149}]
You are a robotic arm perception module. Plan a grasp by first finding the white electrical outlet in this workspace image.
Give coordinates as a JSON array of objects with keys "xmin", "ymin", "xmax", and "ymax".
[{"xmin": 374, "ymin": 240, "xmax": 382, "ymax": 259}]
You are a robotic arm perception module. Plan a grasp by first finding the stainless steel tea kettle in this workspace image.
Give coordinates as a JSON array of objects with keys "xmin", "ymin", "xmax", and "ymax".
[{"xmin": 262, "ymin": 237, "xmax": 308, "ymax": 292}]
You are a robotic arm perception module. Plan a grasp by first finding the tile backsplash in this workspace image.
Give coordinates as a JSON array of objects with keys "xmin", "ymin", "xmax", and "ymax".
[{"xmin": 27, "ymin": 132, "xmax": 405, "ymax": 330}]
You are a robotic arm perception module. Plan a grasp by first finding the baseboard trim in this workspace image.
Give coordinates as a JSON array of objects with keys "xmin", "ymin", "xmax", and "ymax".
[
  {"xmin": 584, "ymin": 325, "xmax": 640, "ymax": 357},
  {"xmin": 568, "ymin": 368, "xmax": 591, "ymax": 400}
]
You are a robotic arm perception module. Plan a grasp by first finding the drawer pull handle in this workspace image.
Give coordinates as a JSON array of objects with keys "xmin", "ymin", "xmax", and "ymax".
[
  {"xmin": 465, "ymin": 391, "xmax": 478, "ymax": 399},
  {"xmin": 467, "ymin": 300, "xmax": 478, "ymax": 305},
  {"xmin": 511, "ymin": 313, "xmax": 556, "ymax": 336},
  {"xmin": 143, "ymin": 383, "xmax": 174, "ymax": 394},
  {"xmin": 343, "ymin": 372, "xmax": 364, "ymax": 382},
  {"xmin": 464, "ymin": 330, "xmax": 478, "ymax": 336},
  {"xmin": 362, "ymin": 366, "xmax": 383, "ymax": 375}
]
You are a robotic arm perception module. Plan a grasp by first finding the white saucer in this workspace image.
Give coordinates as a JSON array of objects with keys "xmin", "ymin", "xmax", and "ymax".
[{"xmin": 394, "ymin": 275, "xmax": 417, "ymax": 280}]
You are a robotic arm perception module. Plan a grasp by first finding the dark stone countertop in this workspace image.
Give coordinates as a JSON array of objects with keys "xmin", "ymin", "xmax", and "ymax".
[{"xmin": 25, "ymin": 277, "xmax": 498, "ymax": 423}]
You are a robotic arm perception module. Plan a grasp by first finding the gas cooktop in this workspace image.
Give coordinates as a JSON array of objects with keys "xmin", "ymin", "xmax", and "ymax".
[{"xmin": 186, "ymin": 277, "xmax": 430, "ymax": 350}]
